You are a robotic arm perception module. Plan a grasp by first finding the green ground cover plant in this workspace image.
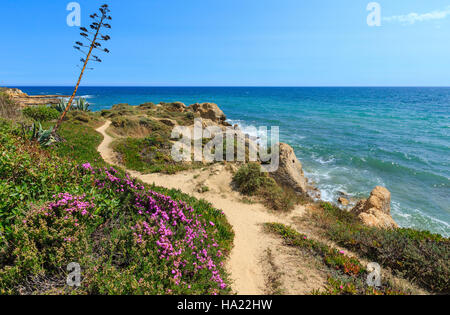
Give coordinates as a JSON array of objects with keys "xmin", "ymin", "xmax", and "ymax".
[
  {"xmin": 0, "ymin": 118, "xmax": 234, "ymax": 295},
  {"xmin": 22, "ymin": 106, "xmax": 60, "ymax": 122},
  {"xmin": 43, "ymin": 116, "xmax": 106, "ymax": 168},
  {"xmin": 112, "ymin": 136, "xmax": 200, "ymax": 174}
]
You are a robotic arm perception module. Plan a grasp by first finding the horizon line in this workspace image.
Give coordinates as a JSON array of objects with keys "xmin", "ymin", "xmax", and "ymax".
[{"xmin": 4, "ymin": 85, "xmax": 450, "ymax": 88}]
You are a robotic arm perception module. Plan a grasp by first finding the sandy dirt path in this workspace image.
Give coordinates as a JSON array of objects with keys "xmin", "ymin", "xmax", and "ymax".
[{"xmin": 95, "ymin": 121, "xmax": 307, "ymax": 294}]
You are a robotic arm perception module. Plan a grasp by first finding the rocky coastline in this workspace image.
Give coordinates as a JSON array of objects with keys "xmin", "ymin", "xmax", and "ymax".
[
  {"xmin": 146, "ymin": 100, "xmax": 400, "ymax": 230},
  {"xmin": 0, "ymin": 87, "xmax": 399, "ymax": 229}
]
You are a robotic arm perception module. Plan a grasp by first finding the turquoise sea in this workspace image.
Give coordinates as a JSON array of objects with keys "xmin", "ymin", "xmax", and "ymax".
[{"xmin": 18, "ymin": 87, "xmax": 450, "ymax": 236}]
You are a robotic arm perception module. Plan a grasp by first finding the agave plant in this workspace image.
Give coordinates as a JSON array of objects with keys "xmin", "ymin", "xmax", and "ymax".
[
  {"xmin": 55, "ymin": 99, "xmax": 67, "ymax": 113},
  {"xmin": 30, "ymin": 122, "xmax": 57, "ymax": 146},
  {"xmin": 73, "ymin": 97, "xmax": 90, "ymax": 112}
]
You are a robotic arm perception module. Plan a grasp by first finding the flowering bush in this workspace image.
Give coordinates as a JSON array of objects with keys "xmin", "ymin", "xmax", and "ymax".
[
  {"xmin": 0, "ymin": 193, "xmax": 97, "ymax": 294},
  {"xmin": 0, "ymin": 161, "xmax": 233, "ymax": 295},
  {"xmin": 0, "ymin": 120, "xmax": 88, "ymax": 234},
  {"xmin": 85, "ymin": 165, "xmax": 231, "ymax": 294}
]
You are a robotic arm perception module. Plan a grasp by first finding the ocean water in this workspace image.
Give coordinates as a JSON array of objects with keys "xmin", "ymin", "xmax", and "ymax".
[{"xmin": 18, "ymin": 86, "xmax": 450, "ymax": 236}]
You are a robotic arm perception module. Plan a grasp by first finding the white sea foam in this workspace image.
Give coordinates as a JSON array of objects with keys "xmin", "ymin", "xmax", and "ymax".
[
  {"xmin": 61, "ymin": 95, "xmax": 95, "ymax": 102},
  {"xmin": 392, "ymin": 201, "xmax": 449, "ymax": 236},
  {"xmin": 316, "ymin": 157, "xmax": 336, "ymax": 165}
]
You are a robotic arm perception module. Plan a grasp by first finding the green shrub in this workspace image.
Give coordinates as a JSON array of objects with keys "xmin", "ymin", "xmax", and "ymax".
[
  {"xmin": 233, "ymin": 163, "xmax": 271, "ymax": 195},
  {"xmin": 138, "ymin": 102, "xmax": 155, "ymax": 109},
  {"xmin": 186, "ymin": 112, "xmax": 195, "ymax": 120},
  {"xmin": 101, "ymin": 103, "xmax": 136, "ymax": 119},
  {"xmin": 42, "ymin": 120, "xmax": 105, "ymax": 167},
  {"xmin": 23, "ymin": 106, "xmax": 60, "ymax": 122},
  {"xmin": 233, "ymin": 163, "xmax": 298, "ymax": 211},
  {"xmin": 112, "ymin": 137, "xmax": 197, "ymax": 175},
  {"xmin": 0, "ymin": 120, "xmax": 89, "ymax": 234}
]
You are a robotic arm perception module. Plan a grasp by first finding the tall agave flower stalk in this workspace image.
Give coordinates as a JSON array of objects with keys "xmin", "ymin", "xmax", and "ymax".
[{"xmin": 54, "ymin": 4, "xmax": 111, "ymax": 133}]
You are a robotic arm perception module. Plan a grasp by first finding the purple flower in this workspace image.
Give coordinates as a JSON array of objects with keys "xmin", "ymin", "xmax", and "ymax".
[{"xmin": 81, "ymin": 163, "xmax": 93, "ymax": 170}]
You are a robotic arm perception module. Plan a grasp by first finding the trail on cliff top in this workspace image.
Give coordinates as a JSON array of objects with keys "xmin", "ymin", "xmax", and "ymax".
[{"xmin": 95, "ymin": 121, "xmax": 311, "ymax": 294}]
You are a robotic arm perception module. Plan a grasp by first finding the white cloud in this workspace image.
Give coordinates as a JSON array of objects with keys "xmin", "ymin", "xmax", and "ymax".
[{"xmin": 384, "ymin": 6, "xmax": 450, "ymax": 25}]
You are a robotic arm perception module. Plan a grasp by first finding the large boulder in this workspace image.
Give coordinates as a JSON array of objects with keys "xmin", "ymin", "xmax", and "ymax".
[
  {"xmin": 351, "ymin": 186, "xmax": 398, "ymax": 229},
  {"xmin": 188, "ymin": 103, "xmax": 227, "ymax": 124},
  {"xmin": 338, "ymin": 197, "xmax": 349, "ymax": 206},
  {"xmin": 271, "ymin": 143, "xmax": 308, "ymax": 194}
]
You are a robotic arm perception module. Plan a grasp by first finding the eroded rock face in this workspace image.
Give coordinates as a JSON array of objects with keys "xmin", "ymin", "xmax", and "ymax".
[
  {"xmin": 188, "ymin": 103, "xmax": 227, "ymax": 124},
  {"xmin": 271, "ymin": 143, "xmax": 308, "ymax": 194},
  {"xmin": 1, "ymin": 87, "xmax": 65, "ymax": 107},
  {"xmin": 365, "ymin": 186, "xmax": 391, "ymax": 214},
  {"xmin": 338, "ymin": 197, "xmax": 349, "ymax": 206},
  {"xmin": 351, "ymin": 186, "xmax": 398, "ymax": 229},
  {"xmin": 3, "ymin": 88, "xmax": 26, "ymax": 98}
]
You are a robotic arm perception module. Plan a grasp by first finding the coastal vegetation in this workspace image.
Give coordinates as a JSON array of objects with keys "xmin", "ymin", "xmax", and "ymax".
[
  {"xmin": 44, "ymin": 116, "xmax": 105, "ymax": 166},
  {"xmin": 233, "ymin": 163, "xmax": 302, "ymax": 211},
  {"xmin": 305, "ymin": 202, "xmax": 449, "ymax": 293},
  {"xmin": 0, "ymin": 98, "xmax": 234, "ymax": 294},
  {"xmin": 0, "ymin": 89, "xmax": 448, "ymax": 295},
  {"xmin": 265, "ymin": 223, "xmax": 407, "ymax": 295},
  {"xmin": 55, "ymin": 98, "xmax": 91, "ymax": 113}
]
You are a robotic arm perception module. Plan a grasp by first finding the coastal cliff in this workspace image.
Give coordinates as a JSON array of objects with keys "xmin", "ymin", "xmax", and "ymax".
[
  {"xmin": 0, "ymin": 87, "xmax": 66, "ymax": 107},
  {"xmin": 101, "ymin": 100, "xmax": 399, "ymax": 229}
]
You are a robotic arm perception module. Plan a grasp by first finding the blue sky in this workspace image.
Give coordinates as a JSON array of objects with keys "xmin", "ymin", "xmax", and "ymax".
[{"xmin": 1, "ymin": 0, "xmax": 450, "ymax": 86}]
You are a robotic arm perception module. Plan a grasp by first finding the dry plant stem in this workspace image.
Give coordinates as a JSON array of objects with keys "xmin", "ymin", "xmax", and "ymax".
[{"xmin": 54, "ymin": 15, "xmax": 106, "ymax": 133}]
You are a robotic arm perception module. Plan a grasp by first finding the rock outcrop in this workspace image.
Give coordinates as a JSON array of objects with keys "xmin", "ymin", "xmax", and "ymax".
[
  {"xmin": 338, "ymin": 197, "xmax": 349, "ymax": 206},
  {"xmin": 161, "ymin": 101, "xmax": 187, "ymax": 113},
  {"xmin": 188, "ymin": 103, "xmax": 227, "ymax": 125},
  {"xmin": 158, "ymin": 118, "xmax": 177, "ymax": 127},
  {"xmin": 2, "ymin": 88, "xmax": 26, "ymax": 98},
  {"xmin": 271, "ymin": 143, "xmax": 308, "ymax": 194},
  {"xmin": 0, "ymin": 87, "xmax": 66, "ymax": 107},
  {"xmin": 351, "ymin": 186, "xmax": 398, "ymax": 229}
]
